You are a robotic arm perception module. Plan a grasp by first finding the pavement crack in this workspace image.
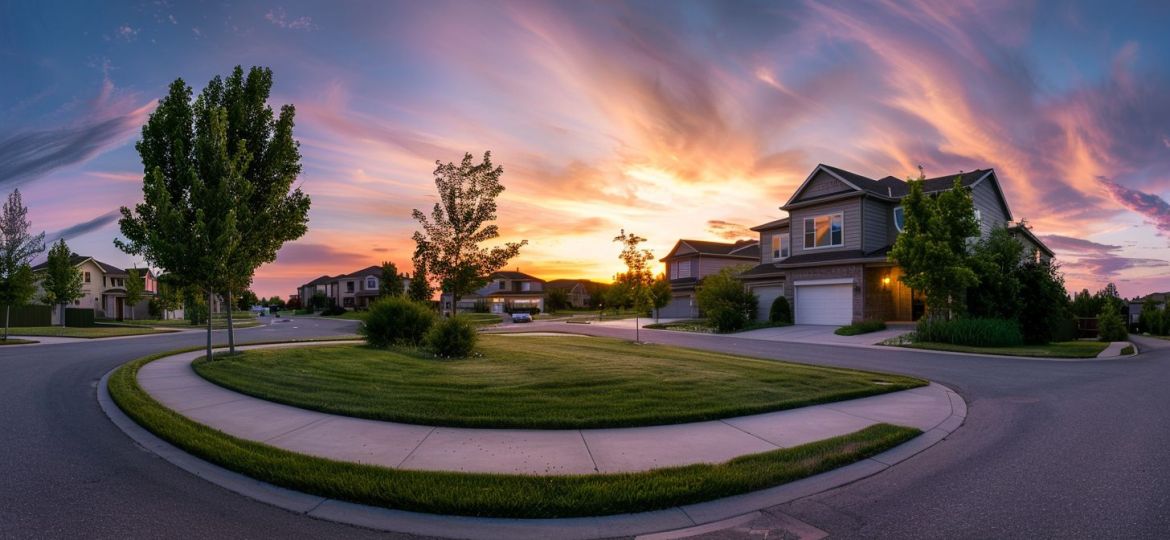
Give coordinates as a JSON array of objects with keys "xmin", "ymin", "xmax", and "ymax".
[{"xmin": 578, "ymin": 430, "xmax": 599, "ymax": 472}]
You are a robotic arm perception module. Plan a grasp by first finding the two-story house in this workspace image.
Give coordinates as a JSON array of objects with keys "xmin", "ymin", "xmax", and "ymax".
[
  {"xmin": 740, "ymin": 164, "xmax": 1053, "ymax": 325},
  {"xmin": 441, "ymin": 270, "xmax": 546, "ymax": 315},
  {"xmin": 658, "ymin": 239, "xmax": 760, "ymax": 318},
  {"xmin": 32, "ymin": 254, "xmax": 158, "ymax": 321},
  {"xmin": 544, "ymin": 279, "xmax": 597, "ymax": 308},
  {"xmin": 296, "ymin": 265, "xmax": 411, "ymax": 310}
]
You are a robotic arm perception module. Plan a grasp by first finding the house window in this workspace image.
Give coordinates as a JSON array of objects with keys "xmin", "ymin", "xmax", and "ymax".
[
  {"xmin": 84, "ymin": 271, "xmax": 91, "ymax": 283},
  {"xmin": 771, "ymin": 234, "xmax": 790, "ymax": 260},
  {"xmin": 973, "ymin": 209, "xmax": 982, "ymax": 225},
  {"xmin": 498, "ymin": 280, "xmax": 506, "ymax": 290},
  {"xmin": 343, "ymin": 297, "xmax": 354, "ymax": 307},
  {"xmin": 803, "ymin": 213, "xmax": 844, "ymax": 248},
  {"xmin": 366, "ymin": 277, "xmax": 376, "ymax": 289},
  {"xmin": 893, "ymin": 207, "xmax": 905, "ymax": 232},
  {"xmin": 670, "ymin": 262, "xmax": 678, "ymax": 280},
  {"xmin": 677, "ymin": 260, "xmax": 692, "ymax": 279},
  {"xmin": 346, "ymin": 281, "xmax": 354, "ymax": 293}
]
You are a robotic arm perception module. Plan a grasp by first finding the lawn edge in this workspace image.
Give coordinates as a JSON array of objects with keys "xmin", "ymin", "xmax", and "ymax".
[
  {"xmin": 894, "ymin": 340, "xmax": 1112, "ymax": 359},
  {"xmin": 102, "ymin": 341, "xmax": 968, "ymax": 529}
]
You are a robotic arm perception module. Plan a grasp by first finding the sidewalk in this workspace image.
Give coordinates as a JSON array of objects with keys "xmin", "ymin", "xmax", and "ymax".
[{"xmin": 138, "ymin": 342, "xmax": 960, "ymax": 475}]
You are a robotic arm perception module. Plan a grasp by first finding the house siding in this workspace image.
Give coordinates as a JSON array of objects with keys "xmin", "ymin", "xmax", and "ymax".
[
  {"xmin": 789, "ymin": 198, "xmax": 862, "ymax": 255},
  {"xmin": 759, "ymin": 227, "xmax": 791, "ymax": 264},
  {"xmin": 971, "ymin": 178, "xmax": 1008, "ymax": 238},
  {"xmin": 861, "ymin": 198, "xmax": 893, "ymax": 252},
  {"xmin": 795, "ymin": 171, "xmax": 852, "ymax": 202},
  {"xmin": 697, "ymin": 255, "xmax": 752, "ymax": 277}
]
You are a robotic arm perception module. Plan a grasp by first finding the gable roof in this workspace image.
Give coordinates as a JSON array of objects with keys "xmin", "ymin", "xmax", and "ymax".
[
  {"xmin": 545, "ymin": 279, "xmax": 597, "ymax": 290},
  {"xmin": 783, "ymin": 164, "xmax": 1008, "ymax": 218},
  {"xmin": 490, "ymin": 270, "xmax": 544, "ymax": 282},
  {"xmin": 660, "ymin": 239, "xmax": 760, "ymax": 261},
  {"xmin": 750, "ymin": 217, "xmax": 790, "ymax": 232},
  {"xmin": 341, "ymin": 265, "xmax": 382, "ymax": 278},
  {"xmin": 31, "ymin": 254, "xmax": 129, "ymax": 276}
]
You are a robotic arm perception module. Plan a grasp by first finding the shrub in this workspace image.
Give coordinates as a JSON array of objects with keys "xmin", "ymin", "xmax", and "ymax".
[
  {"xmin": 914, "ymin": 317, "xmax": 1023, "ymax": 347},
  {"xmin": 320, "ymin": 304, "xmax": 347, "ymax": 316},
  {"xmin": 1120, "ymin": 345, "xmax": 1135, "ymax": 356},
  {"xmin": 360, "ymin": 297, "xmax": 436, "ymax": 348},
  {"xmin": 707, "ymin": 306, "xmax": 748, "ymax": 333},
  {"xmin": 424, "ymin": 316, "xmax": 478, "ymax": 357},
  {"xmin": 1097, "ymin": 303, "xmax": 1128, "ymax": 342},
  {"xmin": 696, "ymin": 266, "xmax": 757, "ymax": 333},
  {"xmin": 835, "ymin": 320, "xmax": 886, "ymax": 336},
  {"xmin": 769, "ymin": 296, "xmax": 792, "ymax": 325}
]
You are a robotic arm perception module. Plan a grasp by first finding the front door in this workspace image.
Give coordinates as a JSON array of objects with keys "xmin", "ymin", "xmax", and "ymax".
[{"xmin": 115, "ymin": 297, "xmax": 124, "ymax": 321}]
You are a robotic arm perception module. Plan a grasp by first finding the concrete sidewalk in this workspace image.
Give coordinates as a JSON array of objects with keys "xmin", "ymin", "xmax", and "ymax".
[{"xmin": 138, "ymin": 342, "xmax": 959, "ymax": 475}]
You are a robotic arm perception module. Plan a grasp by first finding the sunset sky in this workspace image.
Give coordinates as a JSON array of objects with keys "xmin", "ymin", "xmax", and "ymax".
[{"xmin": 3, "ymin": 1, "xmax": 1170, "ymax": 299}]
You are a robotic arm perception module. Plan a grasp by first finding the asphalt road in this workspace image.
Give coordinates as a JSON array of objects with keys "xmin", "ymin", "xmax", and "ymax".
[{"xmin": 2, "ymin": 317, "xmax": 1168, "ymax": 539}]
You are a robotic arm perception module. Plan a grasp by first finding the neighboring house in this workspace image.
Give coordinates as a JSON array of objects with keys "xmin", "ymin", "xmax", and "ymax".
[
  {"xmin": 441, "ymin": 270, "xmax": 546, "ymax": 316},
  {"xmin": 544, "ymin": 279, "xmax": 596, "ymax": 308},
  {"xmin": 1129, "ymin": 292, "xmax": 1168, "ymax": 326},
  {"xmin": 659, "ymin": 239, "xmax": 760, "ymax": 319},
  {"xmin": 736, "ymin": 164, "xmax": 1054, "ymax": 325},
  {"xmin": 296, "ymin": 266, "xmax": 411, "ymax": 310},
  {"xmin": 31, "ymin": 254, "xmax": 158, "ymax": 321}
]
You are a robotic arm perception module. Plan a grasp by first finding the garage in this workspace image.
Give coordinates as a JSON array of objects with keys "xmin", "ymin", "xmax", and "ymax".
[
  {"xmin": 794, "ymin": 281, "xmax": 853, "ymax": 325},
  {"xmin": 658, "ymin": 294, "xmax": 696, "ymax": 319},
  {"xmin": 751, "ymin": 285, "xmax": 785, "ymax": 321}
]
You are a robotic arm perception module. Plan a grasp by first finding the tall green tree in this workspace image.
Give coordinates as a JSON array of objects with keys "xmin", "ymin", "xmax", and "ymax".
[
  {"xmin": 888, "ymin": 176, "xmax": 979, "ymax": 320},
  {"xmin": 380, "ymin": 261, "xmax": 403, "ymax": 297},
  {"xmin": 613, "ymin": 229, "xmax": 655, "ymax": 341},
  {"xmin": 411, "ymin": 152, "xmax": 526, "ymax": 310},
  {"xmin": 967, "ymin": 227, "xmax": 1024, "ymax": 319},
  {"xmin": 0, "ymin": 189, "xmax": 45, "ymax": 339},
  {"xmin": 39, "ymin": 239, "xmax": 83, "ymax": 327},
  {"xmin": 407, "ymin": 260, "xmax": 434, "ymax": 303},
  {"xmin": 546, "ymin": 287, "xmax": 570, "ymax": 313},
  {"xmin": 118, "ymin": 66, "xmax": 310, "ymax": 358},
  {"xmin": 695, "ymin": 266, "xmax": 757, "ymax": 332},
  {"xmin": 650, "ymin": 273, "xmax": 672, "ymax": 323},
  {"xmin": 124, "ymin": 268, "xmax": 145, "ymax": 320}
]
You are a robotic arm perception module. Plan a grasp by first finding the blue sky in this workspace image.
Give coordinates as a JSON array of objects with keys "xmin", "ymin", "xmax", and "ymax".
[{"xmin": 2, "ymin": 1, "xmax": 1169, "ymax": 298}]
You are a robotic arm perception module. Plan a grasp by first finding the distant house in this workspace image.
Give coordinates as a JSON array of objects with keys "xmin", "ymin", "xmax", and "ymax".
[
  {"xmin": 658, "ymin": 239, "xmax": 760, "ymax": 319},
  {"xmin": 296, "ymin": 266, "xmax": 411, "ymax": 310},
  {"xmin": 544, "ymin": 279, "xmax": 597, "ymax": 308},
  {"xmin": 441, "ymin": 270, "xmax": 546, "ymax": 316},
  {"xmin": 31, "ymin": 254, "xmax": 157, "ymax": 321}
]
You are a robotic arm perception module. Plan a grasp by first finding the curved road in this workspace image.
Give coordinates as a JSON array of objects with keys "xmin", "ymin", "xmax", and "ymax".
[{"xmin": 2, "ymin": 317, "xmax": 1168, "ymax": 538}]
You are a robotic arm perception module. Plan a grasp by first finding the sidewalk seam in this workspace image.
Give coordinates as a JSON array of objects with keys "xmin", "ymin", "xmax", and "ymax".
[
  {"xmin": 578, "ymin": 430, "xmax": 600, "ymax": 472},
  {"xmin": 263, "ymin": 416, "xmax": 333, "ymax": 443},
  {"xmin": 396, "ymin": 426, "xmax": 437, "ymax": 468},
  {"xmin": 718, "ymin": 420, "xmax": 783, "ymax": 449}
]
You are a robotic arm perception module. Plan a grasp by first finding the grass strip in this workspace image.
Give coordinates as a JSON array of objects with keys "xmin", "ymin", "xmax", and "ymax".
[
  {"xmin": 110, "ymin": 347, "xmax": 919, "ymax": 518},
  {"xmin": 834, "ymin": 320, "xmax": 888, "ymax": 336},
  {"xmin": 901, "ymin": 340, "xmax": 1109, "ymax": 358},
  {"xmin": 0, "ymin": 338, "xmax": 37, "ymax": 345},
  {"xmin": 10, "ymin": 325, "xmax": 178, "ymax": 338},
  {"xmin": 193, "ymin": 336, "xmax": 926, "ymax": 429}
]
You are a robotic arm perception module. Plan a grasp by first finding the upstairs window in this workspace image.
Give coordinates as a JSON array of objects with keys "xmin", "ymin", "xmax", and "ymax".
[
  {"xmin": 346, "ymin": 281, "xmax": 354, "ymax": 293},
  {"xmin": 84, "ymin": 271, "xmax": 91, "ymax": 283},
  {"xmin": 677, "ymin": 260, "xmax": 692, "ymax": 279},
  {"xmin": 771, "ymin": 234, "xmax": 790, "ymax": 260},
  {"xmin": 803, "ymin": 213, "xmax": 843, "ymax": 248},
  {"xmin": 366, "ymin": 277, "xmax": 376, "ymax": 289},
  {"xmin": 498, "ymin": 280, "xmax": 506, "ymax": 290},
  {"xmin": 894, "ymin": 207, "xmax": 905, "ymax": 232}
]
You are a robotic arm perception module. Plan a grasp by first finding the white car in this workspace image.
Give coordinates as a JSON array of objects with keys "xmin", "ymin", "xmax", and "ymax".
[{"xmin": 511, "ymin": 312, "xmax": 533, "ymax": 323}]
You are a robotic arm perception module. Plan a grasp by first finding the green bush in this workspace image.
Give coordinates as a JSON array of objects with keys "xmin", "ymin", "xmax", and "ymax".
[
  {"xmin": 769, "ymin": 296, "xmax": 792, "ymax": 325},
  {"xmin": 707, "ymin": 306, "xmax": 748, "ymax": 333},
  {"xmin": 696, "ymin": 267, "xmax": 756, "ymax": 333},
  {"xmin": 424, "ymin": 316, "xmax": 478, "ymax": 357},
  {"xmin": 360, "ymin": 297, "xmax": 436, "ymax": 348},
  {"xmin": 1120, "ymin": 345, "xmax": 1135, "ymax": 355},
  {"xmin": 1097, "ymin": 303, "xmax": 1128, "ymax": 342},
  {"xmin": 835, "ymin": 320, "xmax": 886, "ymax": 336},
  {"xmin": 914, "ymin": 317, "xmax": 1023, "ymax": 347},
  {"xmin": 320, "ymin": 305, "xmax": 347, "ymax": 316}
]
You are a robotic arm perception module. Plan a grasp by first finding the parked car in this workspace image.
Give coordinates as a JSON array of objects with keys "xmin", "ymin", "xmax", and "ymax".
[{"xmin": 511, "ymin": 312, "xmax": 533, "ymax": 323}]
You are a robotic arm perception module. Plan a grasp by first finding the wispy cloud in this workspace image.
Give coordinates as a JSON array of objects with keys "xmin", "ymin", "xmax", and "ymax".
[
  {"xmin": 47, "ymin": 210, "xmax": 120, "ymax": 242},
  {"xmin": 265, "ymin": 8, "xmax": 315, "ymax": 30},
  {"xmin": 1099, "ymin": 177, "xmax": 1170, "ymax": 235},
  {"xmin": 707, "ymin": 220, "xmax": 753, "ymax": 241}
]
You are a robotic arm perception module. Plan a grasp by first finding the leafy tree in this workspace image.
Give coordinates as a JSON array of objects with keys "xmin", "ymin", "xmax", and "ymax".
[
  {"xmin": 613, "ymin": 229, "xmax": 655, "ymax": 341},
  {"xmin": 310, "ymin": 291, "xmax": 330, "ymax": 310},
  {"xmin": 124, "ymin": 268, "xmax": 145, "ymax": 320},
  {"xmin": 585, "ymin": 282, "xmax": 609, "ymax": 309},
  {"xmin": 604, "ymin": 276, "xmax": 633, "ymax": 311},
  {"xmin": 695, "ymin": 266, "xmax": 756, "ymax": 332},
  {"xmin": 1070, "ymin": 288, "xmax": 1102, "ymax": 319},
  {"xmin": 411, "ymin": 151, "xmax": 526, "ymax": 311},
  {"xmin": 546, "ymin": 287, "xmax": 570, "ymax": 313},
  {"xmin": 1138, "ymin": 299, "xmax": 1164, "ymax": 335},
  {"xmin": 235, "ymin": 289, "xmax": 259, "ymax": 311},
  {"xmin": 1016, "ymin": 259, "xmax": 1074, "ymax": 344},
  {"xmin": 407, "ymin": 260, "xmax": 434, "ymax": 303},
  {"xmin": 888, "ymin": 176, "xmax": 979, "ymax": 320},
  {"xmin": 267, "ymin": 295, "xmax": 284, "ymax": 309},
  {"xmin": 117, "ymin": 66, "xmax": 310, "ymax": 358},
  {"xmin": 380, "ymin": 261, "xmax": 403, "ymax": 297},
  {"xmin": 967, "ymin": 227, "xmax": 1024, "ymax": 320},
  {"xmin": 1097, "ymin": 301, "xmax": 1128, "ymax": 342},
  {"xmin": 0, "ymin": 189, "xmax": 45, "ymax": 339},
  {"xmin": 39, "ymin": 239, "xmax": 83, "ymax": 326},
  {"xmin": 650, "ymin": 274, "xmax": 671, "ymax": 322}
]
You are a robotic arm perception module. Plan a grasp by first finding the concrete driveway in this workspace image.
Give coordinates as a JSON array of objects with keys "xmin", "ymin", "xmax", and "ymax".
[{"xmin": 734, "ymin": 323, "xmax": 913, "ymax": 346}]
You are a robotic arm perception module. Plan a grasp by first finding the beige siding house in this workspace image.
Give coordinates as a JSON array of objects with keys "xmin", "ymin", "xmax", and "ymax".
[{"xmin": 32, "ymin": 254, "xmax": 158, "ymax": 321}]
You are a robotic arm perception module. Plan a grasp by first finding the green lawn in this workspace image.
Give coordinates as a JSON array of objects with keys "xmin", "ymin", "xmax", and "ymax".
[
  {"xmin": 321, "ymin": 310, "xmax": 367, "ymax": 321},
  {"xmin": 902, "ymin": 340, "xmax": 1110, "ymax": 358},
  {"xmin": 9, "ymin": 325, "xmax": 178, "ymax": 338},
  {"xmin": 111, "ymin": 345, "xmax": 920, "ymax": 518},
  {"xmin": 0, "ymin": 338, "xmax": 38, "ymax": 345},
  {"xmin": 113, "ymin": 317, "xmax": 264, "ymax": 329},
  {"xmin": 194, "ymin": 335, "xmax": 926, "ymax": 429}
]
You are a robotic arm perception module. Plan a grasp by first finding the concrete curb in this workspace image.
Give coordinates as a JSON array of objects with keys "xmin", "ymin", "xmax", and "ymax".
[{"xmin": 99, "ymin": 351, "xmax": 968, "ymax": 539}]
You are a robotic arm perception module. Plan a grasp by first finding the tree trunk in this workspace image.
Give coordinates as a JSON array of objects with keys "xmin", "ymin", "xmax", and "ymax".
[
  {"xmin": 4, "ymin": 304, "xmax": 8, "ymax": 341},
  {"xmin": 206, "ymin": 289, "xmax": 213, "ymax": 360},
  {"xmin": 226, "ymin": 290, "xmax": 235, "ymax": 355}
]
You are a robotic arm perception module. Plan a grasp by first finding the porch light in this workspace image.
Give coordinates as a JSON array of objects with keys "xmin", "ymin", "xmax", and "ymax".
[{"xmin": 881, "ymin": 276, "xmax": 891, "ymax": 287}]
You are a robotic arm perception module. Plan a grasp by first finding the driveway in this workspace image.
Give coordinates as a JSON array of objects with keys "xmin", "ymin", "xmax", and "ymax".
[{"xmin": 735, "ymin": 323, "xmax": 913, "ymax": 347}]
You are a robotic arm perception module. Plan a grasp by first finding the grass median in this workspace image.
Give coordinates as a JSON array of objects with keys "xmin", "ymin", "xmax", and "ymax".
[
  {"xmin": 109, "ymin": 345, "xmax": 920, "ymax": 518},
  {"xmin": 193, "ymin": 335, "xmax": 926, "ymax": 429},
  {"xmin": 9, "ymin": 325, "xmax": 178, "ymax": 338},
  {"xmin": 901, "ymin": 340, "xmax": 1109, "ymax": 358}
]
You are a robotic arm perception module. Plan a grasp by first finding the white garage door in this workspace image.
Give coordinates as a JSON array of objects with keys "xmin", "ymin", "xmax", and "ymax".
[
  {"xmin": 795, "ymin": 284, "xmax": 852, "ymax": 325},
  {"xmin": 752, "ymin": 286, "xmax": 785, "ymax": 321}
]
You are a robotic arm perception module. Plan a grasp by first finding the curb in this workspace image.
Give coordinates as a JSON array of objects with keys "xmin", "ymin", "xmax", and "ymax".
[{"xmin": 98, "ymin": 359, "xmax": 968, "ymax": 540}]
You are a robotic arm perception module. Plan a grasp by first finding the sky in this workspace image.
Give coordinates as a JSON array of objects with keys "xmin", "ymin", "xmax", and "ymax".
[{"xmin": 2, "ymin": 0, "xmax": 1170, "ymax": 299}]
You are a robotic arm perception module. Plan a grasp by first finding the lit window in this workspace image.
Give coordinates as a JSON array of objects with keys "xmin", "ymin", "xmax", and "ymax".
[
  {"xmin": 803, "ymin": 214, "xmax": 843, "ymax": 248},
  {"xmin": 771, "ymin": 234, "xmax": 789, "ymax": 260},
  {"xmin": 893, "ymin": 207, "xmax": 905, "ymax": 232}
]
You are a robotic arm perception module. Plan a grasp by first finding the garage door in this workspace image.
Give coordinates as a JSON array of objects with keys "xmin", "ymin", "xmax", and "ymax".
[
  {"xmin": 658, "ymin": 294, "xmax": 696, "ymax": 319},
  {"xmin": 795, "ymin": 284, "xmax": 852, "ymax": 325},
  {"xmin": 752, "ymin": 286, "xmax": 785, "ymax": 321}
]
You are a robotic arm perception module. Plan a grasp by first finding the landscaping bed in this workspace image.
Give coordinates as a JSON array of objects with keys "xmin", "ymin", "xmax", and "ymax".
[
  {"xmin": 109, "ymin": 344, "xmax": 921, "ymax": 518},
  {"xmin": 9, "ymin": 325, "xmax": 178, "ymax": 338},
  {"xmin": 192, "ymin": 335, "xmax": 925, "ymax": 429},
  {"xmin": 900, "ymin": 340, "xmax": 1109, "ymax": 358},
  {"xmin": 644, "ymin": 319, "xmax": 790, "ymax": 334}
]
